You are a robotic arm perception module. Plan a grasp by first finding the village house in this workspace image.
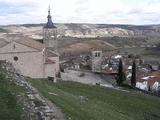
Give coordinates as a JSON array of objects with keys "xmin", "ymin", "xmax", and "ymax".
[
  {"xmin": 136, "ymin": 71, "xmax": 160, "ymax": 93},
  {"xmin": 145, "ymin": 60, "xmax": 160, "ymax": 71},
  {"xmin": 0, "ymin": 7, "xmax": 59, "ymax": 79}
]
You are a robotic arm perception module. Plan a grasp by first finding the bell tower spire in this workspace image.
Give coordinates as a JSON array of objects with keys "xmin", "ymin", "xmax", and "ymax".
[
  {"xmin": 48, "ymin": 5, "xmax": 51, "ymax": 15},
  {"xmin": 43, "ymin": 6, "xmax": 58, "ymax": 51},
  {"xmin": 44, "ymin": 5, "xmax": 56, "ymax": 28}
]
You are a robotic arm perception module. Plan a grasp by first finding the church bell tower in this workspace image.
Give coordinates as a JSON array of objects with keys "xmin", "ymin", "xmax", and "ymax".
[{"xmin": 43, "ymin": 6, "xmax": 57, "ymax": 51}]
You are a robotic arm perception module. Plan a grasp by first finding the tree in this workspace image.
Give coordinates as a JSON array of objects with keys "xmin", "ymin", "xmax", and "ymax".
[
  {"xmin": 116, "ymin": 59, "xmax": 126, "ymax": 86},
  {"xmin": 148, "ymin": 85, "xmax": 151, "ymax": 92},
  {"xmin": 131, "ymin": 60, "xmax": 136, "ymax": 87}
]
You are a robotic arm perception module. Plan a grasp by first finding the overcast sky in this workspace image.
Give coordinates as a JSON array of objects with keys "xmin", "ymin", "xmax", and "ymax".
[{"xmin": 0, "ymin": 0, "xmax": 160, "ymax": 25}]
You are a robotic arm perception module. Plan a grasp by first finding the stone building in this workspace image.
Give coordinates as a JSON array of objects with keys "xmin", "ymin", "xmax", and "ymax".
[
  {"xmin": 0, "ymin": 8, "xmax": 59, "ymax": 79},
  {"xmin": 91, "ymin": 50, "xmax": 102, "ymax": 72}
]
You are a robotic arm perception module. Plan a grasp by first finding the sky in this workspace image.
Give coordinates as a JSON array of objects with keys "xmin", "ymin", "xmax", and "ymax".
[{"xmin": 0, "ymin": 0, "xmax": 160, "ymax": 25}]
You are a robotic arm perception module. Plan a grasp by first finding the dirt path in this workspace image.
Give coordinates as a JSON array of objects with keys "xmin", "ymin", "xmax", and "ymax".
[
  {"xmin": 40, "ymin": 93, "xmax": 65, "ymax": 120},
  {"xmin": 30, "ymin": 84, "xmax": 65, "ymax": 120}
]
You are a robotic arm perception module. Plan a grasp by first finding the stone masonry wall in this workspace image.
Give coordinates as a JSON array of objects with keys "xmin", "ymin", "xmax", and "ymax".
[{"xmin": 0, "ymin": 61, "xmax": 64, "ymax": 120}]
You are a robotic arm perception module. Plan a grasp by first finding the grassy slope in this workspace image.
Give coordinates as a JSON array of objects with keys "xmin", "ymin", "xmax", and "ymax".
[
  {"xmin": 30, "ymin": 80, "xmax": 160, "ymax": 120},
  {"xmin": 0, "ymin": 73, "xmax": 26, "ymax": 120}
]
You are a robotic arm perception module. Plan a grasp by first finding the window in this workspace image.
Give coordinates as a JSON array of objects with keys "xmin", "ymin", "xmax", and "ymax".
[
  {"xmin": 95, "ymin": 52, "xmax": 101, "ymax": 57},
  {"xmin": 98, "ymin": 52, "xmax": 100, "ymax": 57},
  {"xmin": 14, "ymin": 56, "xmax": 18, "ymax": 61},
  {"xmin": 95, "ymin": 53, "xmax": 97, "ymax": 57},
  {"xmin": 13, "ymin": 44, "xmax": 16, "ymax": 49}
]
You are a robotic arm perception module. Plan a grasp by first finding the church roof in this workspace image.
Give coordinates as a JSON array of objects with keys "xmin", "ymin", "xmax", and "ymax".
[
  {"xmin": 44, "ymin": 7, "xmax": 56, "ymax": 29},
  {"xmin": 0, "ymin": 39, "xmax": 9, "ymax": 48},
  {"xmin": 46, "ymin": 49, "xmax": 59, "ymax": 57},
  {"xmin": 15, "ymin": 37, "xmax": 45, "ymax": 51},
  {"xmin": 44, "ymin": 18, "xmax": 56, "ymax": 28},
  {"xmin": 45, "ymin": 58, "xmax": 56, "ymax": 64}
]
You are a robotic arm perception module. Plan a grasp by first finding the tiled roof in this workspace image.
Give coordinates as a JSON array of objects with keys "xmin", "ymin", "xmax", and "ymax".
[
  {"xmin": 147, "ymin": 80, "xmax": 158, "ymax": 87},
  {"xmin": 148, "ymin": 71, "xmax": 160, "ymax": 78},
  {"xmin": 46, "ymin": 49, "xmax": 58, "ymax": 57},
  {"xmin": 45, "ymin": 58, "xmax": 55, "ymax": 64},
  {"xmin": 139, "ymin": 71, "xmax": 160, "ymax": 83},
  {"xmin": 0, "ymin": 39, "xmax": 9, "ymax": 48},
  {"xmin": 145, "ymin": 60, "xmax": 160, "ymax": 65},
  {"xmin": 15, "ymin": 37, "xmax": 45, "ymax": 51}
]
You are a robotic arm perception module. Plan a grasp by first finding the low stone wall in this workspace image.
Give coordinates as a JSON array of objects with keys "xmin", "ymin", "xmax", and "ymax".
[{"xmin": 0, "ymin": 61, "xmax": 60, "ymax": 120}]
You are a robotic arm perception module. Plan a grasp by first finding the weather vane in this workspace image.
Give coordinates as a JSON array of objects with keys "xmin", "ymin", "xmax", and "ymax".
[{"xmin": 48, "ymin": 5, "xmax": 51, "ymax": 15}]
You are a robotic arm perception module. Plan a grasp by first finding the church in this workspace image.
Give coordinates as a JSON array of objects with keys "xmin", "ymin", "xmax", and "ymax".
[{"xmin": 0, "ymin": 8, "xmax": 59, "ymax": 79}]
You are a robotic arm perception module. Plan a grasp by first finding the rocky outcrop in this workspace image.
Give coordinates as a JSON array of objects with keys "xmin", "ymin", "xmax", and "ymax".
[{"xmin": 0, "ymin": 61, "xmax": 64, "ymax": 120}]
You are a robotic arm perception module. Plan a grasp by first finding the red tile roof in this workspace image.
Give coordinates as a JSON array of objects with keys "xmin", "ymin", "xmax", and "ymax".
[
  {"xmin": 139, "ymin": 71, "xmax": 160, "ymax": 83},
  {"xmin": 148, "ymin": 71, "xmax": 160, "ymax": 78},
  {"xmin": 15, "ymin": 37, "xmax": 45, "ymax": 51},
  {"xmin": 147, "ymin": 80, "xmax": 159, "ymax": 87},
  {"xmin": 45, "ymin": 58, "xmax": 55, "ymax": 64},
  {"xmin": 46, "ymin": 49, "xmax": 58, "ymax": 57}
]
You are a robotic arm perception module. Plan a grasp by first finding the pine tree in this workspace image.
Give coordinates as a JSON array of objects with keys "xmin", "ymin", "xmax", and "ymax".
[
  {"xmin": 131, "ymin": 60, "xmax": 136, "ymax": 87},
  {"xmin": 117, "ymin": 59, "xmax": 126, "ymax": 86}
]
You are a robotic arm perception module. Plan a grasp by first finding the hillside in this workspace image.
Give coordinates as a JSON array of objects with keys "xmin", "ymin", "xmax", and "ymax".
[
  {"xmin": 62, "ymin": 40, "xmax": 116, "ymax": 54},
  {"xmin": 0, "ymin": 23, "xmax": 160, "ymax": 56},
  {"xmin": 29, "ymin": 80, "xmax": 160, "ymax": 120},
  {"xmin": 1, "ymin": 24, "xmax": 160, "ymax": 38},
  {"xmin": 0, "ymin": 62, "xmax": 65, "ymax": 120}
]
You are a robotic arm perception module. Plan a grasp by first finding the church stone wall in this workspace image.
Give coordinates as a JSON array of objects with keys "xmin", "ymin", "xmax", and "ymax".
[
  {"xmin": 48, "ymin": 56, "xmax": 59, "ymax": 73},
  {"xmin": 0, "ymin": 51, "xmax": 45, "ymax": 78},
  {"xmin": 44, "ymin": 64, "xmax": 55, "ymax": 78}
]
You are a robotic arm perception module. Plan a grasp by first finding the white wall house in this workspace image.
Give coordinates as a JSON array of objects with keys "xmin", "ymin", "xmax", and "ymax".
[
  {"xmin": 136, "ymin": 81, "xmax": 148, "ymax": 91},
  {"xmin": 136, "ymin": 80, "xmax": 160, "ymax": 92},
  {"xmin": 151, "ymin": 82, "xmax": 160, "ymax": 92}
]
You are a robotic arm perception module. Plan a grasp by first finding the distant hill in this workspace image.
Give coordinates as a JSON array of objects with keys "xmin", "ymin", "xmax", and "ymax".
[
  {"xmin": 1, "ymin": 23, "xmax": 160, "ymax": 38},
  {"xmin": 0, "ymin": 23, "xmax": 160, "ymax": 55},
  {"xmin": 0, "ymin": 28, "xmax": 9, "ymax": 33}
]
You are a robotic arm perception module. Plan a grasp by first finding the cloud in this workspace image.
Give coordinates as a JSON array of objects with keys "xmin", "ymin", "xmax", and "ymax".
[{"xmin": 0, "ymin": 0, "xmax": 160, "ymax": 25}]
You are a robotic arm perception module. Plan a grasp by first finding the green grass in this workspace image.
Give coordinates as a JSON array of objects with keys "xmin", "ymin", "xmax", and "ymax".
[
  {"xmin": 29, "ymin": 80, "xmax": 160, "ymax": 120},
  {"xmin": 0, "ymin": 73, "xmax": 26, "ymax": 120}
]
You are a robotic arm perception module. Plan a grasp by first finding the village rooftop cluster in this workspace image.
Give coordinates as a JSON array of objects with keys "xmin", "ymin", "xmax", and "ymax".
[{"xmin": 61, "ymin": 50, "xmax": 160, "ymax": 94}]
